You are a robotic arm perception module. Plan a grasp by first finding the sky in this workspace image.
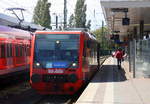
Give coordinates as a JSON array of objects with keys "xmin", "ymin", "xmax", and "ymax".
[{"xmin": 0, "ymin": 0, "xmax": 104, "ymax": 30}]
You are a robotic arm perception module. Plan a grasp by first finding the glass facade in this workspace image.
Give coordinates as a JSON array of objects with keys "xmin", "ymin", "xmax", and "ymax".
[{"xmin": 129, "ymin": 39, "xmax": 150, "ymax": 78}]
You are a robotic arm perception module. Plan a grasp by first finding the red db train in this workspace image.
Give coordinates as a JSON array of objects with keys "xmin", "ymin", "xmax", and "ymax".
[
  {"xmin": 30, "ymin": 30, "xmax": 100, "ymax": 95},
  {"xmin": 0, "ymin": 25, "xmax": 31, "ymax": 78}
]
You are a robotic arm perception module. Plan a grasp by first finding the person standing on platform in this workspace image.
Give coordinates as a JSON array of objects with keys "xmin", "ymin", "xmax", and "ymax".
[{"xmin": 114, "ymin": 48, "xmax": 124, "ymax": 68}]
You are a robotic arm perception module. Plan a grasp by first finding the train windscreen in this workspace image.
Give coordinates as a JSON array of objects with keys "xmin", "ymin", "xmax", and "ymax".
[{"xmin": 34, "ymin": 34, "xmax": 79, "ymax": 69}]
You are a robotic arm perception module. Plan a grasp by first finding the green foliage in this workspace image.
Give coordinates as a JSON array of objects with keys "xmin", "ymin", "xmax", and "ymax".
[
  {"xmin": 86, "ymin": 20, "xmax": 91, "ymax": 30},
  {"xmin": 32, "ymin": 0, "xmax": 51, "ymax": 29},
  {"xmin": 93, "ymin": 27, "xmax": 110, "ymax": 49},
  {"xmin": 69, "ymin": 14, "xmax": 75, "ymax": 28},
  {"xmin": 75, "ymin": 0, "xmax": 86, "ymax": 28}
]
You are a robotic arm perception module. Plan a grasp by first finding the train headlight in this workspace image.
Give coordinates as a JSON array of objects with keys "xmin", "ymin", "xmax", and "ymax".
[
  {"xmin": 56, "ymin": 40, "xmax": 60, "ymax": 44},
  {"xmin": 36, "ymin": 62, "xmax": 40, "ymax": 66},
  {"xmin": 69, "ymin": 62, "xmax": 78, "ymax": 69},
  {"xmin": 72, "ymin": 63, "xmax": 76, "ymax": 67},
  {"xmin": 33, "ymin": 62, "xmax": 42, "ymax": 69}
]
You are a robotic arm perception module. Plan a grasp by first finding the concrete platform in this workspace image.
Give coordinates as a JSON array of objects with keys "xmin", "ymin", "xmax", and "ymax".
[{"xmin": 76, "ymin": 57, "xmax": 150, "ymax": 104}]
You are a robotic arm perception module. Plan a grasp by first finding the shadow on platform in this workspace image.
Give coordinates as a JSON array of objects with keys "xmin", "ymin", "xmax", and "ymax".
[{"xmin": 92, "ymin": 65, "xmax": 127, "ymax": 83}]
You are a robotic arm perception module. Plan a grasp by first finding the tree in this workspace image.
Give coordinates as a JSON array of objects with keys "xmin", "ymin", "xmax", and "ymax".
[
  {"xmin": 86, "ymin": 20, "xmax": 91, "ymax": 30},
  {"xmin": 69, "ymin": 14, "xmax": 75, "ymax": 28},
  {"xmin": 93, "ymin": 27, "xmax": 110, "ymax": 49},
  {"xmin": 32, "ymin": 0, "xmax": 51, "ymax": 29},
  {"xmin": 75, "ymin": 0, "xmax": 87, "ymax": 28}
]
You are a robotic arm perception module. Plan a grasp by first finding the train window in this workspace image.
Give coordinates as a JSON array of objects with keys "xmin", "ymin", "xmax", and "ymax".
[
  {"xmin": 19, "ymin": 45, "xmax": 22, "ymax": 57},
  {"xmin": 0, "ymin": 43, "xmax": 2, "ymax": 58},
  {"xmin": 24, "ymin": 45, "xmax": 26, "ymax": 56},
  {"xmin": 27, "ymin": 45, "xmax": 30, "ymax": 56},
  {"xmin": 1, "ymin": 43, "xmax": 6, "ymax": 58},
  {"xmin": 7, "ymin": 44, "xmax": 12, "ymax": 57},
  {"xmin": 10, "ymin": 44, "xmax": 12, "ymax": 57},
  {"xmin": 19, "ymin": 45, "xmax": 21, "ymax": 57},
  {"xmin": 83, "ymin": 40, "xmax": 87, "ymax": 57},
  {"xmin": 6, "ymin": 44, "xmax": 10, "ymax": 58},
  {"xmin": 22, "ymin": 45, "xmax": 24, "ymax": 56},
  {"xmin": 26, "ymin": 45, "xmax": 28, "ymax": 56},
  {"xmin": 24, "ymin": 45, "xmax": 27, "ymax": 56},
  {"xmin": 15, "ymin": 44, "xmax": 19, "ymax": 57}
]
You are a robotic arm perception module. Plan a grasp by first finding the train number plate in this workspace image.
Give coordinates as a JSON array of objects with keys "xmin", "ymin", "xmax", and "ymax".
[{"xmin": 48, "ymin": 69, "xmax": 64, "ymax": 73}]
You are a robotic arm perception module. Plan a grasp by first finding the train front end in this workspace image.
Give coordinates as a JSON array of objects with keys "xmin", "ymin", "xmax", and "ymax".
[{"xmin": 30, "ymin": 31, "xmax": 83, "ymax": 95}]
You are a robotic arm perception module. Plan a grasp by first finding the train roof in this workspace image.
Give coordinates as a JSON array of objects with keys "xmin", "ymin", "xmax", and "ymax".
[
  {"xmin": 35, "ymin": 30, "xmax": 83, "ymax": 34},
  {"xmin": 0, "ymin": 25, "xmax": 31, "ymax": 40},
  {"xmin": 35, "ymin": 30, "xmax": 97, "ymax": 41},
  {"xmin": 0, "ymin": 13, "xmax": 47, "ymax": 32}
]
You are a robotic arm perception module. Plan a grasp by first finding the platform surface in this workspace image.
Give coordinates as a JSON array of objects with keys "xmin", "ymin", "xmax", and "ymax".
[{"xmin": 76, "ymin": 57, "xmax": 150, "ymax": 104}]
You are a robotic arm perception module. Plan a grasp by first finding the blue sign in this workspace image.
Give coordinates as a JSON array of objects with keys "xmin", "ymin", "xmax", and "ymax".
[
  {"xmin": 46, "ymin": 62, "xmax": 52, "ymax": 68},
  {"xmin": 52, "ymin": 62, "xmax": 68, "ymax": 68}
]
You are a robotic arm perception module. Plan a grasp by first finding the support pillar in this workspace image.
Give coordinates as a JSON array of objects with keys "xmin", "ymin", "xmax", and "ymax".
[
  {"xmin": 139, "ymin": 20, "xmax": 144, "ymax": 39},
  {"xmin": 133, "ymin": 26, "xmax": 137, "ymax": 40}
]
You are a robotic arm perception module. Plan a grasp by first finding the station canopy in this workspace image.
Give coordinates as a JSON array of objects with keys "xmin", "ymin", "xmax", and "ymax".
[{"xmin": 100, "ymin": 0, "xmax": 150, "ymax": 37}]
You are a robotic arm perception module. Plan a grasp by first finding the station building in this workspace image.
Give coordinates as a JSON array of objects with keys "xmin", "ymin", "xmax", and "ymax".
[{"xmin": 100, "ymin": 0, "xmax": 150, "ymax": 78}]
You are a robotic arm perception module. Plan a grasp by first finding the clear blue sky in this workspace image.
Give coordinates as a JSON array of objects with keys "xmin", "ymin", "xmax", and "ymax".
[{"xmin": 0, "ymin": 0, "xmax": 104, "ymax": 30}]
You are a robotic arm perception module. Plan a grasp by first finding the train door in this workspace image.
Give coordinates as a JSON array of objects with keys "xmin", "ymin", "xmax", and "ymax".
[
  {"xmin": 82, "ymin": 38, "xmax": 91, "ymax": 81},
  {"xmin": 6, "ymin": 42, "xmax": 13, "ymax": 69},
  {"xmin": 0, "ymin": 41, "xmax": 7, "ymax": 69},
  {"xmin": 12, "ymin": 42, "xmax": 16, "ymax": 68},
  {"xmin": 24, "ymin": 44, "xmax": 28, "ymax": 64},
  {"xmin": 26, "ymin": 44, "xmax": 30, "ymax": 64},
  {"xmin": 14, "ymin": 43, "xmax": 21, "ymax": 66}
]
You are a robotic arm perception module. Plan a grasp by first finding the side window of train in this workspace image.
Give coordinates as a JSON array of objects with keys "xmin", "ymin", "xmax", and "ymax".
[
  {"xmin": 27, "ymin": 45, "xmax": 30, "ymax": 56},
  {"xmin": 6, "ymin": 44, "xmax": 9, "ymax": 58},
  {"xmin": 6, "ymin": 43, "xmax": 11, "ymax": 58},
  {"xmin": 83, "ymin": 40, "xmax": 87, "ymax": 57},
  {"xmin": 10, "ymin": 44, "xmax": 12, "ymax": 57},
  {"xmin": 15, "ymin": 44, "xmax": 19, "ymax": 57},
  {"xmin": 1, "ymin": 43, "xmax": 6, "ymax": 58},
  {"xmin": 22, "ymin": 45, "xmax": 25, "ymax": 56},
  {"xmin": 7, "ymin": 43, "xmax": 12, "ymax": 58},
  {"xmin": 20, "ymin": 44, "xmax": 23, "ymax": 57},
  {"xmin": 21, "ymin": 45, "xmax": 23, "ymax": 56},
  {"xmin": 25, "ymin": 44, "xmax": 27, "ymax": 56},
  {"xmin": 20, "ymin": 45, "xmax": 22, "ymax": 57}
]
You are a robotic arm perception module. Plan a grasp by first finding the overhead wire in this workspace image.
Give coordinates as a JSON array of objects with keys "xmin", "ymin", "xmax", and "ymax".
[{"xmin": 0, "ymin": 0, "xmax": 43, "ymax": 22}]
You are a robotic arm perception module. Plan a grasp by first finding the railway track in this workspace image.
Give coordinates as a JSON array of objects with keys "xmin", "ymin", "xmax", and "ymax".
[{"xmin": 0, "ymin": 57, "xmax": 108, "ymax": 104}]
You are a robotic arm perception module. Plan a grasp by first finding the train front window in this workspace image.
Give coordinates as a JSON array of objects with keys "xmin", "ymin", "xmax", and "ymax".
[{"xmin": 34, "ymin": 34, "xmax": 79, "ymax": 69}]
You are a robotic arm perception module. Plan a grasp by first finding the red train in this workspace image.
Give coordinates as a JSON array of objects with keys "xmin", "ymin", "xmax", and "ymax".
[
  {"xmin": 0, "ymin": 25, "xmax": 31, "ymax": 78},
  {"xmin": 30, "ymin": 30, "xmax": 100, "ymax": 95}
]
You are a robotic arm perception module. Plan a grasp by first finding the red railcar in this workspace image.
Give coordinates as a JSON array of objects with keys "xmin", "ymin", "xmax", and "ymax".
[
  {"xmin": 0, "ymin": 25, "xmax": 31, "ymax": 78},
  {"xmin": 30, "ymin": 31, "xmax": 100, "ymax": 95}
]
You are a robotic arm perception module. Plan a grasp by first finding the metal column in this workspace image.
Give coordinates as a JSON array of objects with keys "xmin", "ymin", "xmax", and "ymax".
[
  {"xmin": 139, "ymin": 20, "xmax": 144, "ymax": 39},
  {"xmin": 133, "ymin": 39, "xmax": 136, "ymax": 78}
]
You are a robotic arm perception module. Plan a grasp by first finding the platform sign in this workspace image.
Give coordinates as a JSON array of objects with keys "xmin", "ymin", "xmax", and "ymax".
[{"xmin": 122, "ymin": 18, "xmax": 130, "ymax": 25}]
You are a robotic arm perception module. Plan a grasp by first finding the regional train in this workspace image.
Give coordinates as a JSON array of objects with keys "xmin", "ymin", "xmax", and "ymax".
[
  {"xmin": 0, "ymin": 25, "xmax": 31, "ymax": 78},
  {"xmin": 30, "ymin": 30, "xmax": 100, "ymax": 95}
]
